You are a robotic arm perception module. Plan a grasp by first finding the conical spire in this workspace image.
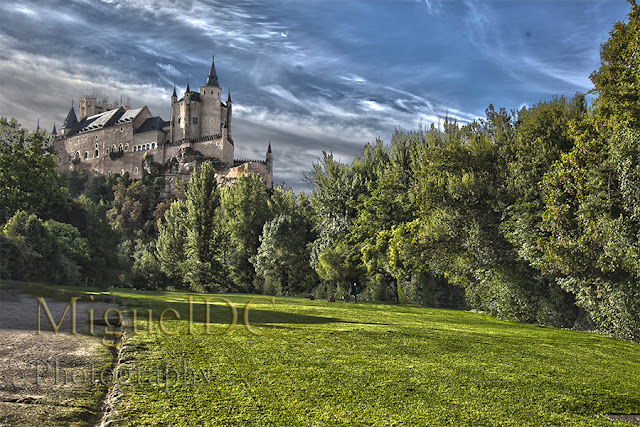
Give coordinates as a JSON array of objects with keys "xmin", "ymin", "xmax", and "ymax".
[
  {"xmin": 267, "ymin": 141, "xmax": 272, "ymax": 154},
  {"xmin": 172, "ymin": 85, "xmax": 177, "ymax": 98},
  {"xmin": 227, "ymin": 90, "xmax": 232, "ymax": 103},
  {"xmin": 36, "ymin": 119, "xmax": 40, "ymax": 131},
  {"xmin": 206, "ymin": 55, "xmax": 220, "ymax": 87},
  {"xmin": 185, "ymin": 81, "xmax": 190, "ymax": 93},
  {"xmin": 63, "ymin": 105, "xmax": 78, "ymax": 129},
  {"xmin": 52, "ymin": 123, "xmax": 57, "ymax": 135}
]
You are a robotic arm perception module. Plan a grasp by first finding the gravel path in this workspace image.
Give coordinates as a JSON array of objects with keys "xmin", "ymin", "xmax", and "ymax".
[{"xmin": 0, "ymin": 284, "xmax": 119, "ymax": 426}]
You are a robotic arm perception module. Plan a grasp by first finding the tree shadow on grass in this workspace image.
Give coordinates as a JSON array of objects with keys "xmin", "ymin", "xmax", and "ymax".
[{"xmin": 117, "ymin": 297, "xmax": 389, "ymax": 326}]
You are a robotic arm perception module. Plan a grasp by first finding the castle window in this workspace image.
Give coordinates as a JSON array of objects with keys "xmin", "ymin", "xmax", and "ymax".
[
  {"xmin": 134, "ymin": 167, "xmax": 139, "ymax": 174},
  {"xmin": 125, "ymin": 143, "xmax": 129, "ymax": 151},
  {"xmin": 95, "ymin": 143, "xmax": 98, "ymax": 149},
  {"xmin": 146, "ymin": 144, "xmax": 150, "ymax": 150},
  {"xmin": 193, "ymin": 117, "xmax": 197, "ymax": 124},
  {"xmin": 133, "ymin": 146, "xmax": 137, "ymax": 152},
  {"xmin": 95, "ymin": 149, "xmax": 99, "ymax": 158},
  {"xmin": 178, "ymin": 118, "xmax": 181, "ymax": 124},
  {"xmin": 120, "ymin": 127, "xmax": 123, "ymax": 131},
  {"xmin": 151, "ymin": 143, "xmax": 156, "ymax": 149},
  {"xmin": 84, "ymin": 151, "xmax": 88, "ymax": 160},
  {"xmin": 119, "ymin": 144, "xmax": 123, "ymax": 152},
  {"xmin": 75, "ymin": 151, "xmax": 80, "ymax": 160},
  {"xmin": 112, "ymin": 145, "xmax": 116, "ymax": 153}
]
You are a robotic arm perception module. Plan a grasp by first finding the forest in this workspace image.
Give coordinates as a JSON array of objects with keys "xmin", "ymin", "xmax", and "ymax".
[{"xmin": 2, "ymin": 3, "xmax": 640, "ymax": 342}]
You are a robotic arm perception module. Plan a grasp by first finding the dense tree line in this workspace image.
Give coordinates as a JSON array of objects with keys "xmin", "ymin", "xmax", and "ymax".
[{"xmin": 2, "ymin": 2, "xmax": 640, "ymax": 340}]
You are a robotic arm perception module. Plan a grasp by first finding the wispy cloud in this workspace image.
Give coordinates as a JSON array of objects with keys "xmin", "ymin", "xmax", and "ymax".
[{"xmin": 0, "ymin": 0, "xmax": 631, "ymax": 192}]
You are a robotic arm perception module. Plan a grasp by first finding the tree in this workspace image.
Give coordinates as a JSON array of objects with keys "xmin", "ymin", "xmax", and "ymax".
[
  {"xmin": 183, "ymin": 161, "xmax": 226, "ymax": 291},
  {"xmin": 0, "ymin": 118, "xmax": 68, "ymax": 224},
  {"xmin": 2, "ymin": 211, "xmax": 89, "ymax": 285},
  {"xmin": 253, "ymin": 189, "xmax": 318, "ymax": 295},
  {"xmin": 219, "ymin": 174, "xmax": 270, "ymax": 290},
  {"xmin": 156, "ymin": 200, "xmax": 189, "ymax": 284},
  {"xmin": 590, "ymin": 0, "xmax": 640, "ymax": 128}
]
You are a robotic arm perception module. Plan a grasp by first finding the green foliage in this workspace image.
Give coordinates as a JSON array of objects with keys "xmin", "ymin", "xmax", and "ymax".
[
  {"xmin": 590, "ymin": 0, "xmax": 640, "ymax": 127},
  {"xmin": 252, "ymin": 188, "xmax": 318, "ymax": 295},
  {"xmin": 219, "ymin": 174, "xmax": 270, "ymax": 290},
  {"xmin": 108, "ymin": 174, "xmax": 165, "ymax": 237},
  {"xmin": 74, "ymin": 195, "xmax": 122, "ymax": 287},
  {"xmin": 1, "ymin": 211, "xmax": 89, "ymax": 284},
  {"xmin": 0, "ymin": 118, "xmax": 68, "ymax": 224},
  {"xmin": 183, "ymin": 162, "xmax": 226, "ymax": 291},
  {"xmin": 156, "ymin": 200, "xmax": 189, "ymax": 284}
]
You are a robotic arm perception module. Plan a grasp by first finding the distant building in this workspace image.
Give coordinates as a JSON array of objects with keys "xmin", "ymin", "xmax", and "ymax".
[{"xmin": 52, "ymin": 57, "xmax": 273, "ymax": 192}]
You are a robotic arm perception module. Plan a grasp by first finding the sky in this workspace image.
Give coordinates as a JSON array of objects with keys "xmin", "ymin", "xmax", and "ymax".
[{"xmin": 0, "ymin": 0, "xmax": 632, "ymax": 192}]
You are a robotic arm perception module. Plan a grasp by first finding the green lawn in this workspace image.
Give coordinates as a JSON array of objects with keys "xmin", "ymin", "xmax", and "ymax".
[{"xmin": 83, "ymin": 289, "xmax": 640, "ymax": 425}]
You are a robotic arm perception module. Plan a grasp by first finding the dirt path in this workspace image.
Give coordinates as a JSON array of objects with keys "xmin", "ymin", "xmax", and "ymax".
[{"xmin": 0, "ymin": 284, "xmax": 120, "ymax": 426}]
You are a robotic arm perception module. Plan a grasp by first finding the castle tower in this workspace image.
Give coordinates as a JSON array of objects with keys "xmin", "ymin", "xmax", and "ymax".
[
  {"xmin": 61, "ymin": 105, "xmax": 78, "ymax": 136},
  {"xmin": 170, "ymin": 85, "xmax": 177, "ymax": 143},
  {"xmin": 266, "ymin": 142, "xmax": 273, "ymax": 189},
  {"xmin": 183, "ymin": 82, "xmax": 192, "ymax": 140},
  {"xmin": 226, "ymin": 90, "xmax": 232, "ymax": 138},
  {"xmin": 199, "ymin": 56, "xmax": 222, "ymax": 138}
]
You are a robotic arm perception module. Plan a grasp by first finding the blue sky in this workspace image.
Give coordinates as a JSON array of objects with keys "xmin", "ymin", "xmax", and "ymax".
[{"xmin": 0, "ymin": 0, "xmax": 631, "ymax": 192}]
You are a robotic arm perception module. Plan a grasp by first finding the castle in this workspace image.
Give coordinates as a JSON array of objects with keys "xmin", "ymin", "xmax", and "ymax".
[{"xmin": 52, "ymin": 57, "xmax": 273, "ymax": 192}]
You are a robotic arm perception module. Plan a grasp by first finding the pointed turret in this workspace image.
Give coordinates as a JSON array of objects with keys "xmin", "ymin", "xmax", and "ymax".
[
  {"xmin": 265, "ymin": 141, "xmax": 273, "ymax": 190},
  {"xmin": 63, "ymin": 105, "xmax": 78, "ymax": 129},
  {"xmin": 185, "ymin": 81, "xmax": 190, "ymax": 93},
  {"xmin": 172, "ymin": 85, "xmax": 177, "ymax": 98},
  {"xmin": 206, "ymin": 55, "xmax": 220, "ymax": 87},
  {"xmin": 227, "ymin": 90, "xmax": 232, "ymax": 104},
  {"xmin": 36, "ymin": 119, "xmax": 40, "ymax": 132},
  {"xmin": 52, "ymin": 123, "xmax": 57, "ymax": 135}
]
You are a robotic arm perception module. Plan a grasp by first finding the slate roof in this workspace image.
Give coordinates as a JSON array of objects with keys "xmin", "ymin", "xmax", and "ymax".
[
  {"xmin": 178, "ymin": 92, "xmax": 201, "ymax": 102},
  {"xmin": 63, "ymin": 106, "xmax": 78, "ymax": 129},
  {"xmin": 77, "ymin": 108, "xmax": 122, "ymax": 133},
  {"xmin": 116, "ymin": 107, "xmax": 144, "ymax": 124},
  {"xmin": 135, "ymin": 117, "xmax": 168, "ymax": 134},
  {"xmin": 206, "ymin": 56, "xmax": 220, "ymax": 87},
  {"xmin": 62, "ymin": 107, "xmax": 148, "ymax": 136}
]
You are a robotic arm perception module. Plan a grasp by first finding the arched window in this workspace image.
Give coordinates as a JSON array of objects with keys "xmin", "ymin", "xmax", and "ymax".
[
  {"xmin": 133, "ymin": 146, "xmax": 137, "ymax": 152},
  {"xmin": 95, "ymin": 149, "xmax": 99, "ymax": 158},
  {"xmin": 75, "ymin": 151, "xmax": 80, "ymax": 160},
  {"xmin": 125, "ymin": 143, "xmax": 129, "ymax": 151},
  {"xmin": 134, "ymin": 167, "xmax": 139, "ymax": 174},
  {"xmin": 151, "ymin": 143, "xmax": 156, "ymax": 149},
  {"xmin": 119, "ymin": 144, "xmax": 123, "ymax": 152},
  {"xmin": 84, "ymin": 151, "xmax": 88, "ymax": 160},
  {"xmin": 112, "ymin": 145, "xmax": 116, "ymax": 153}
]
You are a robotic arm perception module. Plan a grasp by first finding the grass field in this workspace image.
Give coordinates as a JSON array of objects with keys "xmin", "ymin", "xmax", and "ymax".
[{"xmin": 55, "ymin": 288, "xmax": 640, "ymax": 425}]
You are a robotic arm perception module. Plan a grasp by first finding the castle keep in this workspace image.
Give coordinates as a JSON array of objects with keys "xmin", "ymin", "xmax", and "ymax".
[{"xmin": 52, "ymin": 57, "xmax": 273, "ymax": 191}]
